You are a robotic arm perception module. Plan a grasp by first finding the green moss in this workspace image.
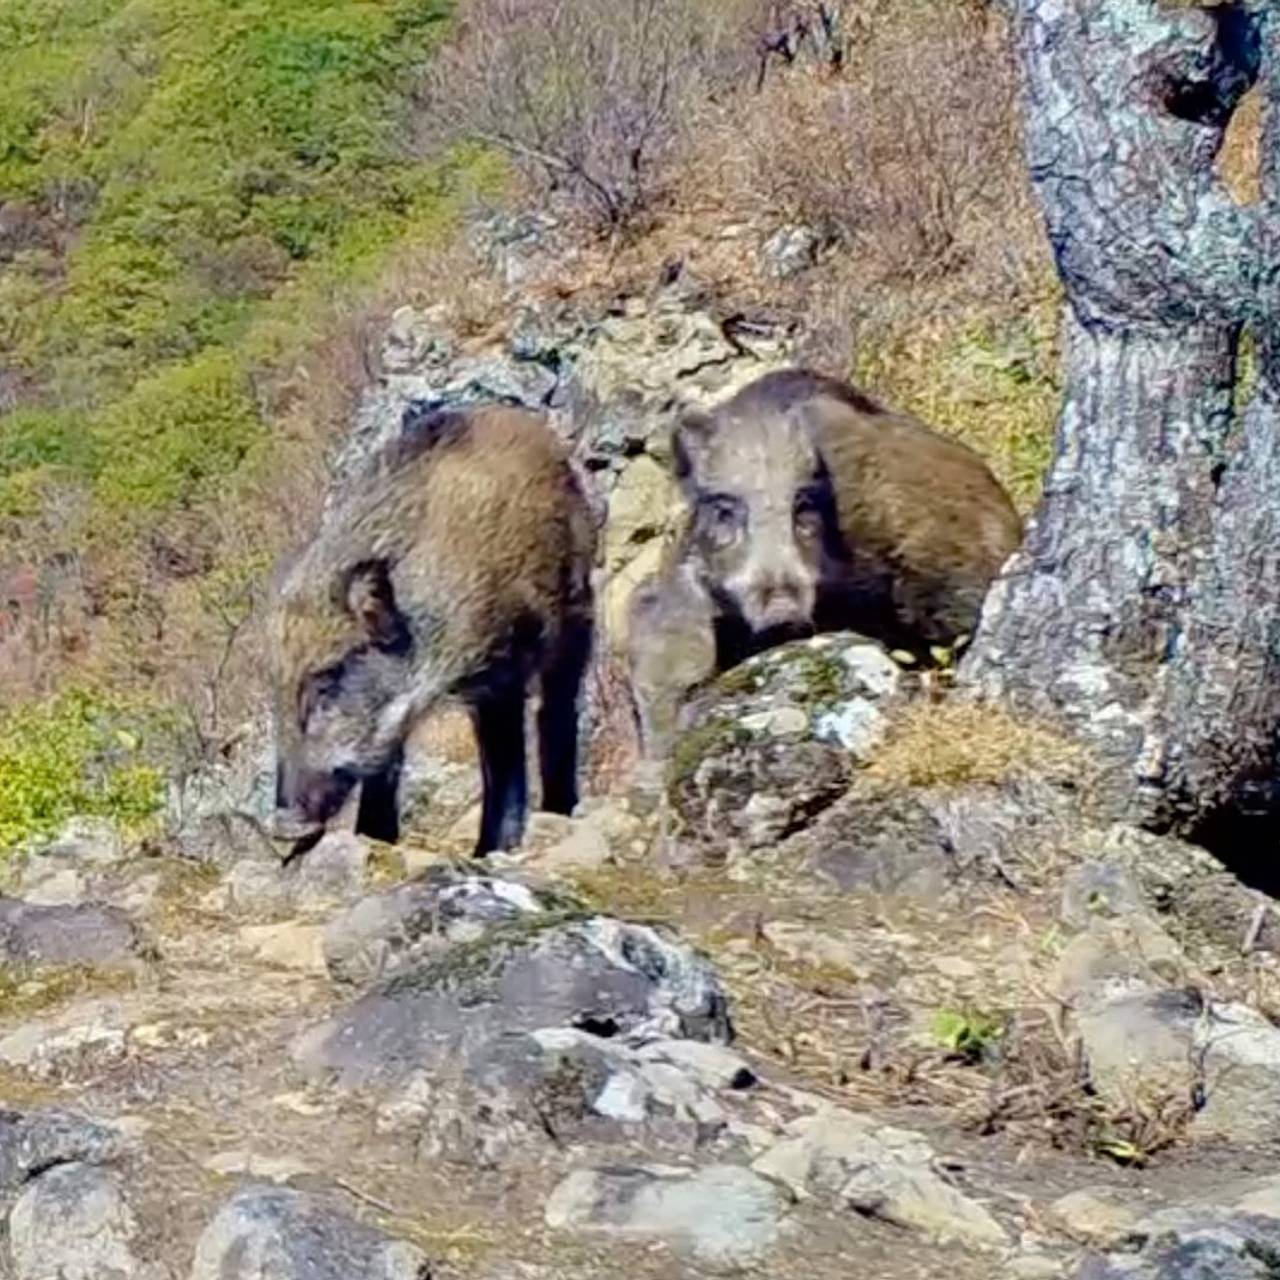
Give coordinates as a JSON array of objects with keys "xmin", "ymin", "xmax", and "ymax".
[
  {"xmin": 380, "ymin": 908, "xmax": 588, "ymax": 1001},
  {"xmin": 667, "ymin": 716, "xmax": 750, "ymax": 795},
  {"xmin": 0, "ymin": 687, "xmax": 167, "ymax": 855},
  {"xmin": 0, "ymin": 965, "xmax": 134, "ymax": 1020},
  {"xmin": 713, "ymin": 664, "xmax": 761, "ymax": 698},
  {"xmin": 781, "ymin": 647, "xmax": 846, "ymax": 710}
]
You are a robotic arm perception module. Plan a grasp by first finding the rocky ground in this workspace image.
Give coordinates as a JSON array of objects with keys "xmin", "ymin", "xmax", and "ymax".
[
  {"xmin": 4, "ymin": 630, "xmax": 1280, "ymax": 1280},
  {"xmin": 2, "ymin": 223, "xmax": 1278, "ymax": 1280}
]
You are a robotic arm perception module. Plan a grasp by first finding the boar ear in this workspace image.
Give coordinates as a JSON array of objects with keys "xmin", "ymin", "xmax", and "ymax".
[
  {"xmin": 671, "ymin": 408, "xmax": 715, "ymax": 491},
  {"xmin": 342, "ymin": 560, "xmax": 410, "ymax": 652}
]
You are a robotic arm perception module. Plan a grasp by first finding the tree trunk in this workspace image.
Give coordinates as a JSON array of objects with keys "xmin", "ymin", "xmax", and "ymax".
[{"xmin": 962, "ymin": 0, "xmax": 1280, "ymax": 858}]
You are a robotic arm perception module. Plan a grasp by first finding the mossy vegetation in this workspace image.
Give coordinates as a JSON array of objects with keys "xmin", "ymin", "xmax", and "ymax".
[
  {"xmin": 854, "ymin": 294, "xmax": 1062, "ymax": 512},
  {"xmin": 0, "ymin": 687, "xmax": 169, "ymax": 855},
  {"xmin": 0, "ymin": 964, "xmax": 134, "ymax": 1020},
  {"xmin": 666, "ymin": 716, "xmax": 750, "ymax": 795},
  {"xmin": 0, "ymin": 0, "xmax": 471, "ymax": 526}
]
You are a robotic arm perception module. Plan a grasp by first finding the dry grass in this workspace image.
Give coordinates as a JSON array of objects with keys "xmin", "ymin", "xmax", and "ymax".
[
  {"xmin": 866, "ymin": 697, "xmax": 1088, "ymax": 790},
  {"xmin": 1219, "ymin": 84, "xmax": 1264, "ymax": 207},
  {"xmin": 0, "ymin": 964, "xmax": 136, "ymax": 1021}
]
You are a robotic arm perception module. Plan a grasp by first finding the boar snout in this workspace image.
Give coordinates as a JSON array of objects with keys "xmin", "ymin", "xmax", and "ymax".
[
  {"xmin": 739, "ymin": 568, "xmax": 815, "ymax": 636},
  {"xmin": 274, "ymin": 758, "xmax": 357, "ymax": 833}
]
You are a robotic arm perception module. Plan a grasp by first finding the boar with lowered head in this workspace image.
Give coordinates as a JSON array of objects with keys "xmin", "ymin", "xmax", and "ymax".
[
  {"xmin": 269, "ymin": 402, "xmax": 595, "ymax": 856},
  {"xmin": 627, "ymin": 367, "xmax": 1022, "ymax": 761}
]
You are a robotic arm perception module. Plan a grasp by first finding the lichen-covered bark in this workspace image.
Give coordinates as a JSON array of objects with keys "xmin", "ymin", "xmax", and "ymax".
[{"xmin": 964, "ymin": 0, "xmax": 1280, "ymax": 843}]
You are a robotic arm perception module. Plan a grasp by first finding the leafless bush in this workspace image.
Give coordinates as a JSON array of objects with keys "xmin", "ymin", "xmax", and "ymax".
[
  {"xmin": 415, "ymin": 0, "xmax": 759, "ymax": 233},
  {"xmin": 702, "ymin": 2, "xmax": 1023, "ymax": 285}
]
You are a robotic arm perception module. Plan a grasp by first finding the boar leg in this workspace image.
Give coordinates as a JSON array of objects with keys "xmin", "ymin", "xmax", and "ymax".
[
  {"xmin": 627, "ymin": 568, "xmax": 718, "ymax": 767},
  {"xmin": 354, "ymin": 745, "xmax": 404, "ymax": 844},
  {"xmin": 471, "ymin": 688, "xmax": 529, "ymax": 855},
  {"xmin": 538, "ymin": 618, "xmax": 592, "ymax": 816}
]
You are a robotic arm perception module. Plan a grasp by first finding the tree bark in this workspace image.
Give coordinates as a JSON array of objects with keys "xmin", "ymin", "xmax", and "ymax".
[{"xmin": 962, "ymin": 0, "xmax": 1280, "ymax": 852}]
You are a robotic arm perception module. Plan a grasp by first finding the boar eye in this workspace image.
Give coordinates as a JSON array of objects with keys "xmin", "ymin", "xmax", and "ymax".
[
  {"xmin": 299, "ymin": 662, "xmax": 346, "ymax": 727},
  {"xmin": 700, "ymin": 493, "xmax": 745, "ymax": 539},
  {"xmin": 793, "ymin": 489, "xmax": 827, "ymax": 540}
]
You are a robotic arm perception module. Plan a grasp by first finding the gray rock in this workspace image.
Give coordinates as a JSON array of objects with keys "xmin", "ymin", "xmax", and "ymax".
[
  {"xmin": 1061, "ymin": 862, "xmax": 1148, "ymax": 930},
  {"xmin": 0, "ymin": 899, "xmax": 140, "ymax": 969},
  {"xmin": 670, "ymin": 634, "xmax": 902, "ymax": 857},
  {"xmin": 796, "ymin": 771, "xmax": 1080, "ymax": 897},
  {"xmin": 191, "ymin": 1186, "xmax": 430, "ymax": 1280},
  {"xmin": 165, "ymin": 716, "xmax": 277, "ymax": 854},
  {"xmin": 545, "ymin": 1163, "xmax": 792, "ymax": 1270},
  {"xmin": 31, "ymin": 817, "xmax": 125, "ymax": 867},
  {"xmin": 753, "ymin": 1106, "xmax": 1007, "ymax": 1247},
  {"xmin": 285, "ymin": 832, "xmax": 370, "ymax": 906},
  {"xmin": 418, "ymin": 1028, "xmax": 758, "ymax": 1166},
  {"xmin": 761, "ymin": 224, "xmax": 821, "ymax": 278},
  {"xmin": 1048, "ymin": 1188, "xmax": 1144, "ymax": 1247},
  {"xmin": 323, "ymin": 865, "xmax": 553, "ymax": 987},
  {"xmin": 226, "ymin": 833, "xmax": 372, "ymax": 916},
  {"xmin": 0, "ymin": 1110, "xmax": 126, "ymax": 1193},
  {"xmin": 295, "ymin": 915, "xmax": 731, "ymax": 1090},
  {"xmin": 1075, "ymin": 985, "xmax": 1280, "ymax": 1144},
  {"xmin": 8, "ymin": 1163, "xmax": 141, "ymax": 1280},
  {"xmin": 1075, "ymin": 1208, "xmax": 1280, "ymax": 1279},
  {"xmin": 804, "ymin": 783, "xmax": 952, "ymax": 895}
]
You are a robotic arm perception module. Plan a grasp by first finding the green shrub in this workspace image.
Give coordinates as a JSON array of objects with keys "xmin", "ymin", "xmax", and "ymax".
[
  {"xmin": 0, "ymin": 688, "xmax": 167, "ymax": 853},
  {"xmin": 88, "ymin": 349, "xmax": 261, "ymax": 516},
  {"xmin": 0, "ymin": 0, "xmax": 456, "ymax": 531}
]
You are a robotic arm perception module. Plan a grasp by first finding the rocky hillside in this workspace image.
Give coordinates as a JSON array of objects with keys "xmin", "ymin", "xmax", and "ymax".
[{"xmin": 0, "ymin": 2, "xmax": 1275, "ymax": 1279}]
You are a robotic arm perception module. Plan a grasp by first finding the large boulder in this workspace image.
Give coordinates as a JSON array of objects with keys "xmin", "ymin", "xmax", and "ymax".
[
  {"xmin": 419, "ymin": 1028, "xmax": 761, "ymax": 1168},
  {"xmin": 669, "ymin": 634, "xmax": 904, "ymax": 859},
  {"xmin": 191, "ymin": 1187, "xmax": 430, "ymax": 1280},
  {"xmin": 1075, "ymin": 1207, "xmax": 1280, "ymax": 1279},
  {"xmin": 753, "ymin": 1106, "xmax": 1007, "ymax": 1248},
  {"xmin": 322, "ymin": 864, "xmax": 559, "ymax": 987},
  {"xmin": 0, "ymin": 899, "xmax": 141, "ymax": 969},
  {"xmin": 8, "ymin": 1163, "xmax": 143, "ymax": 1280},
  {"xmin": 295, "ymin": 910, "xmax": 732, "ymax": 1091},
  {"xmin": 545, "ymin": 1162, "xmax": 793, "ymax": 1272}
]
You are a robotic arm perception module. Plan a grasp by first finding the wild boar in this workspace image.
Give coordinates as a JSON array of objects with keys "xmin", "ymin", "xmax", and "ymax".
[
  {"xmin": 269, "ymin": 402, "xmax": 596, "ymax": 855},
  {"xmin": 627, "ymin": 367, "xmax": 1022, "ymax": 761}
]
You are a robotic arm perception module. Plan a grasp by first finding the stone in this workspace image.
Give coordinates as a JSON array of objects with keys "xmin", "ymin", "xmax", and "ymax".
[
  {"xmin": 545, "ymin": 1163, "xmax": 792, "ymax": 1270},
  {"xmin": 0, "ymin": 1110, "xmax": 126, "ymax": 1192},
  {"xmin": 34, "ymin": 817, "xmax": 125, "ymax": 866},
  {"xmin": 1074, "ymin": 985, "xmax": 1280, "ymax": 1144},
  {"xmin": 1009, "ymin": 1254, "xmax": 1068, "ymax": 1279},
  {"xmin": 602, "ymin": 537, "xmax": 667, "ymax": 646},
  {"xmin": 416, "ymin": 1027, "xmax": 759, "ymax": 1166},
  {"xmin": 1075, "ymin": 1207, "xmax": 1280, "ymax": 1280},
  {"xmin": 17, "ymin": 867, "xmax": 86, "ymax": 907},
  {"xmin": 1048, "ymin": 1188, "xmax": 1143, "ymax": 1246},
  {"xmin": 1060, "ymin": 862, "xmax": 1147, "ymax": 930},
  {"xmin": 761, "ymin": 223, "xmax": 822, "ymax": 278},
  {"xmin": 0, "ymin": 899, "xmax": 140, "ymax": 969},
  {"xmin": 191, "ymin": 1187, "xmax": 430, "ymax": 1280},
  {"xmin": 753, "ymin": 1107, "xmax": 1007, "ymax": 1247},
  {"xmin": 295, "ymin": 914, "xmax": 732, "ymax": 1090},
  {"xmin": 322, "ymin": 865, "xmax": 553, "ymax": 987},
  {"xmin": 284, "ymin": 832, "xmax": 370, "ymax": 906},
  {"xmin": 0, "ymin": 1005, "xmax": 129, "ymax": 1079},
  {"xmin": 8, "ymin": 1163, "xmax": 141, "ymax": 1280},
  {"xmin": 1054, "ymin": 916, "xmax": 1191, "ymax": 1004},
  {"xmin": 761, "ymin": 921, "xmax": 864, "ymax": 977},
  {"xmin": 671, "ymin": 634, "xmax": 903, "ymax": 857},
  {"xmin": 603, "ymin": 455, "xmax": 680, "ymax": 574},
  {"xmin": 1233, "ymin": 1175, "xmax": 1280, "ymax": 1220}
]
